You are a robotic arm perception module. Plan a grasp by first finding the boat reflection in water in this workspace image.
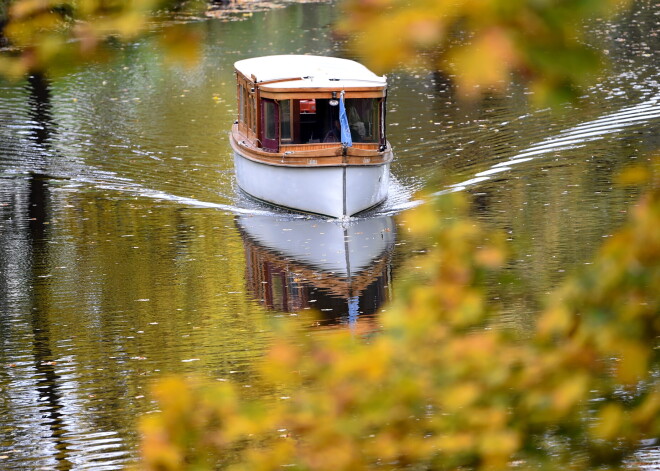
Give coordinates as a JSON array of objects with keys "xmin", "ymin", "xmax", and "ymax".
[{"xmin": 236, "ymin": 215, "xmax": 396, "ymax": 327}]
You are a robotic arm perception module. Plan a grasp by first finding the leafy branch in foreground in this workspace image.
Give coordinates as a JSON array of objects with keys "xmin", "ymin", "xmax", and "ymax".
[
  {"xmin": 138, "ymin": 161, "xmax": 659, "ymax": 470},
  {"xmin": 2, "ymin": 0, "xmax": 637, "ymax": 106},
  {"xmin": 337, "ymin": 0, "xmax": 633, "ymax": 104},
  {"xmin": 0, "ymin": 0, "xmax": 204, "ymax": 77}
]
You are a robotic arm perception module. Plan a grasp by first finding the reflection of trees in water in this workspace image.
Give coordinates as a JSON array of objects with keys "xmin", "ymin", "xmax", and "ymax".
[
  {"xmin": 22, "ymin": 72, "xmax": 74, "ymax": 470},
  {"xmin": 27, "ymin": 73, "xmax": 56, "ymax": 148},
  {"xmin": 0, "ymin": 2, "xmax": 9, "ymax": 48},
  {"xmin": 28, "ymin": 225, "xmax": 73, "ymax": 469}
]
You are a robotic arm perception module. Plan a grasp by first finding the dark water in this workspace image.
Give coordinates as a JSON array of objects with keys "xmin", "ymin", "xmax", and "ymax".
[{"xmin": 0, "ymin": 1, "xmax": 658, "ymax": 469}]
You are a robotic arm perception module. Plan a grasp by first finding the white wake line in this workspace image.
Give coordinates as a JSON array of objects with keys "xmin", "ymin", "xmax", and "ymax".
[
  {"xmin": 521, "ymin": 113, "xmax": 660, "ymax": 154},
  {"xmin": 73, "ymin": 175, "xmax": 276, "ymax": 216},
  {"xmin": 430, "ymin": 96, "xmax": 660, "ymax": 197},
  {"xmin": 374, "ymin": 199, "xmax": 426, "ymax": 216},
  {"xmin": 419, "ymin": 100, "xmax": 658, "ymax": 149}
]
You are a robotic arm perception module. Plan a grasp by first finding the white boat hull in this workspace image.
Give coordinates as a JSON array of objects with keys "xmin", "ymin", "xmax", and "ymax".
[{"xmin": 234, "ymin": 152, "xmax": 389, "ymax": 218}]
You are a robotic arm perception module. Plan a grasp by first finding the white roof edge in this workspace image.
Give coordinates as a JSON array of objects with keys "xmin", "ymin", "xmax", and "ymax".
[{"xmin": 234, "ymin": 55, "xmax": 386, "ymax": 86}]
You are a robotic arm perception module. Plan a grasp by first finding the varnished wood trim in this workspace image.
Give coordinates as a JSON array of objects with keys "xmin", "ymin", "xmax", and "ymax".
[
  {"xmin": 280, "ymin": 143, "xmax": 379, "ymax": 153},
  {"xmin": 256, "ymin": 76, "xmax": 306, "ymax": 86},
  {"xmin": 259, "ymin": 89, "xmax": 386, "ymax": 99},
  {"xmin": 231, "ymin": 125, "xmax": 393, "ymax": 167}
]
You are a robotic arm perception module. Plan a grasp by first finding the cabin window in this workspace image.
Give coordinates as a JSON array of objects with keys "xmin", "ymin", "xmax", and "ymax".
[
  {"xmin": 345, "ymin": 98, "xmax": 380, "ymax": 143},
  {"xmin": 249, "ymin": 94, "xmax": 256, "ymax": 133},
  {"xmin": 288, "ymin": 99, "xmax": 335, "ymax": 144},
  {"xmin": 263, "ymin": 100, "xmax": 277, "ymax": 140},
  {"xmin": 238, "ymin": 85, "xmax": 245, "ymax": 123},
  {"xmin": 279, "ymin": 100, "xmax": 291, "ymax": 142},
  {"xmin": 282, "ymin": 98, "xmax": 381, "ymax": 144},
  {"xmin": 245, "ymin": 86, "xmax": 251, "ymax": 127}
]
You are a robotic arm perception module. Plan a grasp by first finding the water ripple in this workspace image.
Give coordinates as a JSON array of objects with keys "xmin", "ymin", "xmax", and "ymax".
[{"xmin": 431, "ymin": 95, "xmax": 660, "ymax": 197}]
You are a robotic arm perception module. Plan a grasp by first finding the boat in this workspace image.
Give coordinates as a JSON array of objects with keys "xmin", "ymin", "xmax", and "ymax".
[
  {"xmin": 230, "ymin": 55, "xmax": 393, "ymax": 218},
  {"xmin": 236, "ymin": 214, "xmax": 396, "ymax": 325}
]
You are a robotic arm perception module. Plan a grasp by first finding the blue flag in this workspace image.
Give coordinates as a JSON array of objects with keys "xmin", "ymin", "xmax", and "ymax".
[
  {"xmin": 339, "ymin": 91, "xmax": 352, "ymax": 147},
  {"xmin": 348, "ymin": 296, "xmax": 359, "ymax": 328}
]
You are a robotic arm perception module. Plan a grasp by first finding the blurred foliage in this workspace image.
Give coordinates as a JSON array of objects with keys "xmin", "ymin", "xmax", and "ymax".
[
  {"xmin": 1, "ymin": 0, "xmax": 636, "ymax": 105},
  {"xmin": 0, "ymin": 0, "xmax": 204, "ymax": 77},
  {"xmin": 138, "ymin": 159, "xmax": 659, "ymax": 470},
  {"xmin": 338, "ymin": 0, "xmax": 632, "ymax": 104}
]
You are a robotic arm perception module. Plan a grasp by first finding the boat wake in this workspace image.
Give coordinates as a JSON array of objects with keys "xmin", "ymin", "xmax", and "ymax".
[
  {"xmin": 68, "ymin": 172, "xmax": 278, "ymax": 216},
  {"xmin": 56, "ymin": 95, "xmax": 657, "ymax": 220},
  {"xmin": 429, "ymin": 95, "xmax": 660, "ymax": 197},
  {"xmin": 65, "ymin": 162, "xmax": 419, "ymax": 222},
  {"xmin": 339, "ymin": 94, "xmax": 660, "ymax": 218}
]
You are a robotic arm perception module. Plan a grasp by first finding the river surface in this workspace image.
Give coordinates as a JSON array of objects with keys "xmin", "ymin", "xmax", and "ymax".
[{"xmin": 0, "ymin": 1, "xmax": 658, "ymax": 469}]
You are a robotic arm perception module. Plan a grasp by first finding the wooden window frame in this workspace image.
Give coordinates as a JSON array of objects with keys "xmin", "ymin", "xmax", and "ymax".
[{"xmin": 279, "ymin": 99, "xmax": 292, "ymax": 143}]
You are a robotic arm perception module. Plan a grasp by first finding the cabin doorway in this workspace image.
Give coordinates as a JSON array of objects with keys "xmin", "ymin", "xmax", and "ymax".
[{"xmin": 260, "ymin": 99, "xmax": 279, "ymax": 152}]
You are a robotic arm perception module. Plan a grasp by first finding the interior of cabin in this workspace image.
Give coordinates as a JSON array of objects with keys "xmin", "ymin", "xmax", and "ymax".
[
  {"xmin": 282, "ymin": 98, "xmax": 381, "ymax": 145},
  {"xmin": 236, "ymin": 76, "xmax": 385, "ymax": 151}
]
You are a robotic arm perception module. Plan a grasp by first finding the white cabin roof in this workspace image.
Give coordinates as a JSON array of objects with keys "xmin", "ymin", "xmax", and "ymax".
[{"xmin": 234, "ymin": 55, "xmax": 386, "ymax": 89}]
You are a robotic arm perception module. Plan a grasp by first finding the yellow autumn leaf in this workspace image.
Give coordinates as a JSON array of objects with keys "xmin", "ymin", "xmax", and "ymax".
[
  {"xmin": 448, "ymin": 27, "xmax": 519, "ymax": 98},
  {"xmin": 536, "ymin": 305, "xmax": 574, "ymax": 339},
  {"xmin": 441, "ymin": 382, "xmax": 480, "ymax": 411},
  {"xmin": 592, "ymin": 403, "xmax": 624, "ymax": 440},
  {"xmin": 475, "ymin": 245, "xmax": 506, "ymax": 268},
  {"xmin": 632, "ymin": 391, "xmax": 660, "ymax": 426},
  {"xmin": 552, "ymin": 373, "xmax": 589, "ymax": 414},
  {"xmin": 479, "ymin": 429, "xmax": 520, "ymax": 467},
  {"xmin": 616, "ymin": 342, "xmax": 650, "ymax": 384}
]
